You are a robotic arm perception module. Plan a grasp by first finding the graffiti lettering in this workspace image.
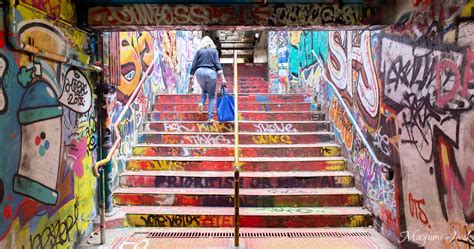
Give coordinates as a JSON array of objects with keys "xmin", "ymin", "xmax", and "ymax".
[
  {"xmin": 352, "ymin": 31, "xmax": 380, "ymax": 128},
  {"xmin": 149, "ymin": 161, "xmax": 185, "ymax": 171},
  {"xmin": 408, "ymin": 193, "xmax": 430, "ymax": 226},
  {"xmin": 251, "ymin": 135, "xmax": 292, "ymax": 144},
  {"xmin": 164, "ymin": 122, "xmax": 195, "ymax": 132},
  {"xmin": 253, "ymin": 123, "xmax": 297, "ymax": 133},
  {"xmin": 329, "ymin": 97, "xmax": 353, "ymax": 149},
  {"xmin": 59, "ymin": 69, "xmax": 92, "ymax": 113},
  {"xmin": 196, "ymin": 123, "xmax": 233, "ymax": 133},
  {"xmin": 199, "ymin": 215, "xmax": 234, "ymax": 227},
  {"xmin": 140, "ymin": 214, "xmax": 200, "ymax": 227},
  {"xmin": 183, "ymin": 134, "xmax": 232, "ymax": 145},
  {"xmin": 26, "ymin": 201, "xmax": 80, "ymax": 249},
  {"xmin": 88, "ymin": 4, "xmax": 376, "ymax": 28},
  {"xmin": 155, "ymin": 176, "xmax": 233, "ymax": 188},
  {"xmin": 372, "ymin": 127, "xmax": 392, "ymax": 156}
]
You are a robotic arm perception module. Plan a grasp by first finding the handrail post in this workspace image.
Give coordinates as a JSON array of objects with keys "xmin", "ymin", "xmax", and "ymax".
[
  {"xmin": 92, "ymin": 55, "xmax": 159, "ymax": 245},
  {"xmin": 233, "ymin": 49, "xmax": 240, "ymax": 248}
]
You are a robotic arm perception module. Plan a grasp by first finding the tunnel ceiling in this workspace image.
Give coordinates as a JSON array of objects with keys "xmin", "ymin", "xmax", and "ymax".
[
  {"xmin": 76, "ymin": 0, "xmax": 382, "ymax": 4},
  {"xmin": 78, "ymin": 1, "xmax": 393, "ymax": 31}
]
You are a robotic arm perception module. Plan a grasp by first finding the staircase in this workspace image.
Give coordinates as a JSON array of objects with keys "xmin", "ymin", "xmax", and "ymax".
[{"xmin": 113, "ymin": 75, "xmax": 372, "ymax": 231}]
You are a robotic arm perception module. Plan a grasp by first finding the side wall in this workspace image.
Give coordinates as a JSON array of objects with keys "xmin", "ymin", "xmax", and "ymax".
[
  {"xmin": 107, "ymin": 30, "xmax": 201, "ymax": 190},
  {"xmin": 269, "ymin": 1, "xmax": 473, "ymax": 247},
  {"xmin": 0, "ymin": 1, "xmax": 99, "ymax": 248}
]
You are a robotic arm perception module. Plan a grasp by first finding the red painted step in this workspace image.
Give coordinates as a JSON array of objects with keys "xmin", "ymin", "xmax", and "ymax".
[
  {"xmin": 126, "ymin": 156, "xmax": 347, "ymax": 172},
  {"xmin": 137, "ymin": 132, "xmax": 334, "ymax": 144},
  {"xmin": 113, "ymin": 187, "xmax": 360, "ymax": 207},
  {"xmin": 153, "ymin": 103, "xmax": 312, "ymax": 112},
  {"xmin": 124, "ymin": 206, "xmax": 372, "ymax": 228},
  {"xmin": 119, "ymin": 171, "xmax": 353, "ymax": 189},
  {"xmin": 148, "ymin": 111, "xmax": 325, "ymax": 121},
  {"xmin": 226, "ymin": 84, "xmax": 268, "ymax": 89},
  {"xmin": 155, "ymin": 94, "xmax": 306, "ymax": 103},
  {"xmin": 132, "ymin": 144, "xmax": 341, "ymax": 157},
  {"xmin": 145, "ymin": 121, "xmax": 330, "ymax": 133},
  {"xmin": 233, "ymin": 89, "xmax": 267, "ymax": 94}
]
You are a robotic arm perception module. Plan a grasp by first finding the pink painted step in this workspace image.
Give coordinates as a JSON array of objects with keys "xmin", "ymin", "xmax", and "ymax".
[
  {"xmin": 155, "ymin": 94, "xmax": 306, "ymax": 103},
  {"xmin": 119, "ymin": 170, "xmax": 353, "ymax": 189},
  {"xmin": 148, "ymin": 111, "xmax": 325, "ymax": 121},
  {"xmin": 126, "ymin": 156, "xmax": 347, "ymax": 172},
  {"xmin": 124, "ymin": 206, "xmax": 372, "ymax": 228},
  {"xmin": 132, "ymin": 143, "xmax": 341, "ymax": 157},
  {"xmin": 137, "ymin": 132, "xmax": 334, "ymax": 144},
  {"xmin": 152, "ymin": 102, "xmax": 312, "ymax": 112},
  {"xmin": 145, "ymin": 121, "xmax": 330, "ymax": 133},
  {"xmin": 113, "ymin": 186, "xmax": 361, "ymax": 207}
]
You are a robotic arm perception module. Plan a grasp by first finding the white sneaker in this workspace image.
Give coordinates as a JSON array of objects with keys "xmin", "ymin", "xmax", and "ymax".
[
  {"xmin": 198, "ymin": 102, "xmax": 204, "ymax": 113},
  {"xmin": 208, "ymin": 118, "xmax": 216, "ymax": 123}
]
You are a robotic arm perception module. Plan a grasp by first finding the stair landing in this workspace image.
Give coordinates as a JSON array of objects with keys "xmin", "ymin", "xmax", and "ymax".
[{"xmin": 81, "ymin": 227, "xmax": 395, "ymax": 249}]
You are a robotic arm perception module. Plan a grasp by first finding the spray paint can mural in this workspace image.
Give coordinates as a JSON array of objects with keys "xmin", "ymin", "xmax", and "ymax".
[{"xmin": 14, "ymin": 81, "xmax": 63, "ymax": 205}]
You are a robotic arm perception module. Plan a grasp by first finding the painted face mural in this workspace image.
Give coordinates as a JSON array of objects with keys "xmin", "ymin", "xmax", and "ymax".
[{"xmin": 119, "ymin": 32, "xmax": 142, "ymax": 97}]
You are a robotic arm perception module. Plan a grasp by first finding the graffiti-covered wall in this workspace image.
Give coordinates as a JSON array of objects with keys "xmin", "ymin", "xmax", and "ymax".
[
  {"xmin": 0, "ymin": 1, "xmax": 98, "ymax": 248},
  {"xmin": 268, "ymin": 31, "xmax": 327, "ymax": 94},
  {"xmin": 108, "ymin": 30, "xmax": 201, "ymax": 191},
  {"xmin": 269, "ymin": 1, "xmax": 473, "ymax": 247}
]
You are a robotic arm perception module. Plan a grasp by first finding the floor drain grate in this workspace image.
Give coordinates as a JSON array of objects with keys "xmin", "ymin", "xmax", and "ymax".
[{"xmin": 146, "ymin": 231, "xmax": 374, "ymax": 238}]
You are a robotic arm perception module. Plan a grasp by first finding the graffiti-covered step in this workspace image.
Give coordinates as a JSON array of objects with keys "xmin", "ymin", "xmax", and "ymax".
[
  {"xmin": 126, "ymin": 156, "xmax": 347, "ymax": 172},
  {"xmin": 119, "ymin": 170, "xmax": 354, "ymax": 189},
  {"xmin": 124, "ymin": 206, "xmax": 372, "ymax": 228},
  {"xmin": 137, "ymin": 131, "xmax": 334, "ymax": 144},
  {"xmin": 152, "ymin": 102, "xmax": 312, "ymax": 112},
  {"xmin": 132, "ymin": 143, "xmax": 341, "ymax": 157},
  {"xmin": 148, "ymin": 111, "xmax": 325, "ymax": 121},
  {"xmin": 113, "ymin": 187, "xmax": 360, "ymax": 207},
  {"xmin": 155, "ymin": 94, "xmax": 306, "ymax": 103},
  {"xmin": 145, "ymin": 120, "xmax": 330, "ymax": 133},
  {"xmin": 231, "ymin": 89, "xmax": 268, "ymax": 94}
]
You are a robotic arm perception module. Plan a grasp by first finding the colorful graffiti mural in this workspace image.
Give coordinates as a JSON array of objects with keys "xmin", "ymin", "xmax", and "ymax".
[
  {"xmin": 268, "ymin": 1, "xmax": 473, "ymax": 246},
  {"xmin": 0, "ymin": 2, "xmax": 98, "ymax": 249},
  {"xmin": 111, "ymin": 29, "xmax": 200, "ymax": 190}
]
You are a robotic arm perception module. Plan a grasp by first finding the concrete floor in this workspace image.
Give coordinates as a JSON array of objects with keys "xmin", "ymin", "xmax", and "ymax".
[{"xmin": 79, "ymin": 227, "xmax": 396, "ymax": 249}]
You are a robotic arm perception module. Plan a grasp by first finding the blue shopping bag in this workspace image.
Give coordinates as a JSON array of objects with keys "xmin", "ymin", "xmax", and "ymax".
[{"xmin": 217, "ymin": 85, "xmax": 235, "ymax": 122}]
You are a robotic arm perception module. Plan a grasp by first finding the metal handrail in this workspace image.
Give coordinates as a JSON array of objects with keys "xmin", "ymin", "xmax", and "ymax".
[
  {"xmin": 311, "ymin": 50, "xmax": 393, "ymax": 180},
  {"xmin": 93, "ymin": 55, "xmax": 159, "ymax": 177},
  {"xmin": 233, "ymin": 50, "xmax": 241, "ymax": 248}
]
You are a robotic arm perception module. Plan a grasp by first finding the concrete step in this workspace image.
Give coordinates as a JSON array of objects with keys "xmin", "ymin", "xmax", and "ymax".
[
  {"xmin": 132, "ymin": 143, "xmax": 341, "ymax": 157},
  {"xmin": 155, "ymin": 94, "xmax": 306, "ymax": 103},
  {"xmin": 126, "ymin": 156, "xmax": 347, "ymax": 172},
  {"xmin": 124, "ymin": 206, "xmax": 372, "ymax": 228},
  {"xmin": 137, "ymin": 132, "xmax": 334, "ymax": 144},
  {"xmin": 152, "ymin": 102, "xmax": 312, "ymax": 112},
  {"xmin": 148, "ymin": 111, "xmax": 325, "ymax": 121},
  {"xmin": 145, "ymin": 121, "xmax": 330, "ymax": 133},
  {"xmin": 119, "ymin": 170, "xmax": 353, "ymax": 189},
  {"xmin": 114, "ymin": 187, "xmax": 361, "ymax": 207}
]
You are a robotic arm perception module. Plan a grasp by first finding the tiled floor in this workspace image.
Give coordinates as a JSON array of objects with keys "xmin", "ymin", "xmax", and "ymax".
[{"xmin": 80, "ymin": 227, "xmax": 396, "ymax": 249}]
